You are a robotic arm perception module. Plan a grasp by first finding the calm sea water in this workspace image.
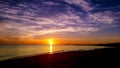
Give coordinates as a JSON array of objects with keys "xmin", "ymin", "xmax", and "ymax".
[{"xmin": 0, "ymin": 45, "xmax": 107, "ymax": 61}]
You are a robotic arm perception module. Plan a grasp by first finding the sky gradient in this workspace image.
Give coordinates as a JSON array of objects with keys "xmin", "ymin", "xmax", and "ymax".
[{"xmin": 0, "ymin": 0, "xmax": 120, "ymax": 44}]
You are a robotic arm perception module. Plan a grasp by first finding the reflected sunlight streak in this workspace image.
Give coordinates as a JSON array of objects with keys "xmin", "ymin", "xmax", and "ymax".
[
  {"xmin": 49, "ymin": 39, "xmax": 53, "ymax": 54},
  {"xmin": 50, "ymin": 44, "xmax": 53, "ymax": 54}
]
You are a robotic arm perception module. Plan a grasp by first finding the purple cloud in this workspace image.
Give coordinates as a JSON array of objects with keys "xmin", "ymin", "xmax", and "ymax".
[
  {"xmin": 65, "ymin": 0, "xmax": 93, "ymax": 12},
  {"xmin": 0, "ymin": 0, "xmax": 120, "ymax": 41}
]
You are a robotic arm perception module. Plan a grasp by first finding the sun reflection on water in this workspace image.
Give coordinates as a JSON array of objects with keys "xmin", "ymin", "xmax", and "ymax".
[{"xmin": 49, "ymin": 39, "xmax": 53, "ymax": 54}]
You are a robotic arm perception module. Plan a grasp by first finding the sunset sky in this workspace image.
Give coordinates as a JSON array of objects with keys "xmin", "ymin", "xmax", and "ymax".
[{"xmin": 0, "ymin": 0, "xmax": 120, "ymax": 44}]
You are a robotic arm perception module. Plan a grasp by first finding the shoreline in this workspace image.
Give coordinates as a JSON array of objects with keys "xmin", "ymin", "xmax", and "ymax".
[{"xmin": 0, "ymin": 47, "xmax": 120, "ymax": 68}]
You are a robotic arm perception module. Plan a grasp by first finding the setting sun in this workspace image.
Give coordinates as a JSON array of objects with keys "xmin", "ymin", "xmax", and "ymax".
[{"xmin": 49, "ymin": 39, "xmax": 54, "ymax": 45}]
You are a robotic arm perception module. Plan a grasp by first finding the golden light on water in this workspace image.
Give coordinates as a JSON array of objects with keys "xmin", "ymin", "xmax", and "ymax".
[
  {"xmin": 50, "ymin": 44, "xmax": 53, "ymax": 54},
  {"xmin": 49, "ymin": 39, "xmax": 53, "ymax": 54}
]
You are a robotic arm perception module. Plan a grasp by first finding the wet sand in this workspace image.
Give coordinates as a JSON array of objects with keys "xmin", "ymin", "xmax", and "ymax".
[{"xmin": 0, "ymin": 46, "xmax": 120, "ymax": 68}]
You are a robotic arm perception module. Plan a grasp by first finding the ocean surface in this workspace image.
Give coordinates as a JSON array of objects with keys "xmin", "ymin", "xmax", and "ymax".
[{"xmin": 0, "ymin": 45, "xmax": 107, "ymax": 61}]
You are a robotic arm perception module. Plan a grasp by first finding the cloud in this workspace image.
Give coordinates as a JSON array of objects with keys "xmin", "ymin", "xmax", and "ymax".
[
  {"xmin": 42, "ymin": 1, "xmax": 62, "ymax": 6},
  {"xmin": 86, "ymin": 11, "xmax": 120, "ymax": 27},
  {"xmin": 0, "ymin": 11, "xmax": 99, "ymax": 41},
  {"xmin": 86, "ymin": 11, "xmax": 114, "ymax": 24},
  {"xmin": 65, "ymin": 0, "xmax": 93, "ymax": 12},
  {"xmin": 0, "ymin": 0, "xmax": 120, "ymax": 41}
]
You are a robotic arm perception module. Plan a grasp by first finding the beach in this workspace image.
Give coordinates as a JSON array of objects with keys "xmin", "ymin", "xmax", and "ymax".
[
  {"xmin": 0, "ymin": 0, "xmax": 120, "ymax": 68},
  {"xmin": 0, "ymin": 45, "xmax": 120, "ymax": 68}
]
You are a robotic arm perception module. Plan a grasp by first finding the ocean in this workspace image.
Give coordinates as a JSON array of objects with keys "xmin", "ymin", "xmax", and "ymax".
[{"xmin": 0, "ymin": 45, "xmax": 107, "ymax": 61}]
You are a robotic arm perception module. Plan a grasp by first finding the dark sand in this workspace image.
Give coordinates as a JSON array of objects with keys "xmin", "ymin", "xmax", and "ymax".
[{"xmin": 0, "ymin": 45, "xmax": 120, "ymax": 68}]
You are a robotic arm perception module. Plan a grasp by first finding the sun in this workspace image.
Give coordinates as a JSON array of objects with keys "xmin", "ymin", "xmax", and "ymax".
[{"xmin": 49, "ymin": 39, "xmax": 54, "ymax": 45}]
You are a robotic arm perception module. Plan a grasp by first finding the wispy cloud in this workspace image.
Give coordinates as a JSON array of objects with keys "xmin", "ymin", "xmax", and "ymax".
[
  {"xmin": 0, "ymin": 0, "xmax": 120, "ymax": 41},
  {"xmin": 42, "ymin": 1, "xmax": 62, "ymax": 6},
  {"xmin": 65, "ymin": 0, "xmax": 93, "ymax": 12},
  {"xmin": 87, "ymin": 11, "xmax": 114, "ymax": 24}
]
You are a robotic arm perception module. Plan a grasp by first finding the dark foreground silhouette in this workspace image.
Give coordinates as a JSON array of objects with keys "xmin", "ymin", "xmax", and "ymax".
[{"xmin": 0, "ymin": 44, "xmax": 120, "ymax": 68}]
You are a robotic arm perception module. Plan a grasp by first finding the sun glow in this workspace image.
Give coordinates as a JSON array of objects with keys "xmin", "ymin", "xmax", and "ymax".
[{"xmin": 49, "ymin": 39, "xmax": 53, "ymax": 54}]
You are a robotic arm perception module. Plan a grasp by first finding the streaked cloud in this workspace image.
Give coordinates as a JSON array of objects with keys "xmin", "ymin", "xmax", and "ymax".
[
  {"xmin": 65, "ymin": 0, "xmax": 93, "ymax": 12},
  {"xmin": 0, "ymin": 0, "xmax": 120, "ymax": 42},
  {"xmin": 87, "ymin": 11, "xmax": 114, "ymax": 24}
]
